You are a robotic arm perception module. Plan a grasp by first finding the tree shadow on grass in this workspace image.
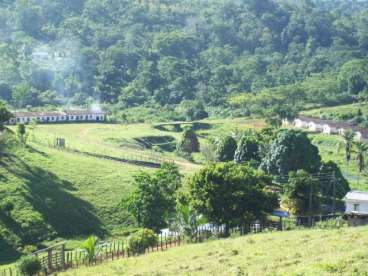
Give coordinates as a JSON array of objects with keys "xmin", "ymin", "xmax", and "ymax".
[
  {"xmin": 0, "ymin": 154, "xmax": 105, "ymax": 239},
  {"xmin": 0, "ymin": 237, "xmax": 20, "ymax": 265}
]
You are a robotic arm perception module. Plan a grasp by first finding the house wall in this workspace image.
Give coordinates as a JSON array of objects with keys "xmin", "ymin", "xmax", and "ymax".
[
  {"xmin": 294, "ymin": 119, "xmax": 307, "ymax": 128},
  {"xmin": 345, "ymin": 200, "xmax": 368, "ymax": 214}
]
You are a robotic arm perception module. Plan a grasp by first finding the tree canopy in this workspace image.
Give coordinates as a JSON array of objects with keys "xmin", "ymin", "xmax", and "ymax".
[
  {"xmin": 260, "ymin": 130, "xmax": 321, "ymax": 175},
  {"xmin": 0, "ymin": 0, "xmax": 367, "ymax": 113},
  {"xmin": 187, "ymin": 162, "xmax": 279, "ymax": 234}
]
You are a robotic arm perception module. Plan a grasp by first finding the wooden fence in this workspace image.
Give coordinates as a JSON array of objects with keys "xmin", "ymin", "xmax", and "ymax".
[{"xmin": 0, "ymin": 221, "xmax": 283, "ymax": 276}]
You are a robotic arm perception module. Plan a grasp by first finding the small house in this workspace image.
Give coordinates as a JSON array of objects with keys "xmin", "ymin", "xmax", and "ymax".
[
  {"xmin": 308, "ymin": 121, "xmax": 323, "ymax": 132},
  {"xmin": 322, "ymin": 124, "xmax": 338, "ymax": 135},
  {"xmin": 344, "ymin": 191, "xmax": 368, "ymax": 226},
  {"xmin": 294, "ymin": 118, "xmax": 308, "ymax": 129}
]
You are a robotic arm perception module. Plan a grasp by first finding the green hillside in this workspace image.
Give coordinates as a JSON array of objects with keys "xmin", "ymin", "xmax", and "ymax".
[
  {"xmin": 2, "ymin": 117, "xmax": 368, "ymax": 266},
  {"xmin": 0, "ymin": 118, "xmax": 260, "ymax": 264},
  {"xmin": 59, "ymin": 226, "xmax": 368, "ymax": 276},
  {"xmin": 0, "ymin": 141, "xmax": 152, "ymax": 263}
]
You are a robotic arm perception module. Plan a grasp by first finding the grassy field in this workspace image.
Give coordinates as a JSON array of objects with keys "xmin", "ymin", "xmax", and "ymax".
[
  {"xmin": 2, "ymin": 117, "xmax": 368, "ymax": 266},
  {"xmin": 1, "ymin": 118, "xmax": 263, "ymax": 264},
  {"xmin": 59, "ymin": 226, "xmax": 368, "ymax": 276},
  {"xmin": 309, "ymin": 133, "xmax": 368, "ymax": 191},
  {"xmin": 302, "ymin": 102, "xmax": 368, "ymax": 120}
]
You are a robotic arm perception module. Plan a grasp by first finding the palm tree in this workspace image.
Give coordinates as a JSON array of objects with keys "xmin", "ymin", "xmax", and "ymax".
[
  {"xmin": 175, "ymin": 204, "xmax": 206, "ymax": 242},
  {"xmin": 354, "ymin": 141, "xmax": 368, "ymax": 185},
  {"xmin": 355, "ymin": 141, "xmax": 368, "ymax": 172},
  {"xmin": 342, "ymin": 130, "xmax": 355, "ymax": 176}
]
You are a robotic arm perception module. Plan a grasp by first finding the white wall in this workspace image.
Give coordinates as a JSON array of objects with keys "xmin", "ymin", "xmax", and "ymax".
[{"xmin": 346, "ymin": 200, "xmax": 368, "ymax": 214}]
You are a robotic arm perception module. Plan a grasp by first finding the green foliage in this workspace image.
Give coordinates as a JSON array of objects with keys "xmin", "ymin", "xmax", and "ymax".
[
  {"xmin": 342, "ymin": 130, "xmax": 355, "ymax": 163},
  {"xmin": 0, "ymin": 199, "xmax": 14, "ymax": 216},
  {"xmin": 0, "ymin": 100, "xmax": 12, "ymax": 129},
  {"xmin": 234, "ymin": 133, "xmax": 260, "ymax": 164},
  {"xmin": 215, "ymin": 136, "xmax": 237, "ymax": 162},
  {"xmin": 260, "ymin": 130, "xmax": 321, "ymax": 175},
  {"xmin": 126, "ymin": 163, "xmax": 181, "ymax": 232},
  {"xmin": 16, "ymin": 124, "xmax": 27, "ymax": 144},
  {"xmin": 18, "ymin": 255, "xmax": 42, "ymax": 276},
  {"xmin": 0, "ymin": 0, "xmax": 367, "ymax": 112},
  {"xmin": 125, "ymin": 228, "xmax": 157, "ymax": 255},
  {"xmin": 282, "ymin": 170, "xmax": 320, "ymax": 215},
  {"xmin": 319, "ymin": 161, "xmax": 350, "ymax": 199},
  {"xmin": 314, "ymin": 218, "xmax": 347, "ymax": 230},
  {"xmin": 177, "ymin": 129, "xmax": 200, "ymax": 154},
  {"xmin": 188, "ymin": 163, "xmax": 279, "ymax": 234},
  {"xmin": 174, "ymin": 204, "xmax": 206, "ymax": 242},
  {"xmin": 354, "ymin": 141, "xmax": 368, "ymax": 173},
  {"xmin": 177, "ymin": 100, "xmax": 208, "ymax": 121},
  {"xmin": 80, "ymin": 235, "xmax": 100, "ymax": 262}
]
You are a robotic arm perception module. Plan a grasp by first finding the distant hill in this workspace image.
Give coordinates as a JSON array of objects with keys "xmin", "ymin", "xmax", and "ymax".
[{"xmin": 0, "ymin": 0, "xmax": 367, "ymax": 116}]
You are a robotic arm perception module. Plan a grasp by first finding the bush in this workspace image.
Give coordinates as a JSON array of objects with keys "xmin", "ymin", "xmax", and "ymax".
[
  {"xmin": 18, "ymin": 255, "xmax": 42, "ymax": 276},
  {"xmin": 125, "ymin": 228, "xmax": 158, "ymax": 254},
  {"xmin": 0, "ymin": 199, "xmax": 14, "ymax": 216},
  {"xmin": 314, "ymin": 218, "xmax": 347, "ymax": 229}
]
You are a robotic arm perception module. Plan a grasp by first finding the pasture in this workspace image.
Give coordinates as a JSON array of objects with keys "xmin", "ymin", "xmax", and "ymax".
[{"xmin": 59, "ymin": 226, "xmax": 368, "ymax": 275}]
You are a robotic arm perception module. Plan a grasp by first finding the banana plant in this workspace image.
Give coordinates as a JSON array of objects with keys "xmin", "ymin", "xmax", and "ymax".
[
  {"xmin": 80, "ymin": 235, "xmax": 100, "ymax": 263},
  {"xmin": 176, "ymin": 204, "xmax": 206, "ymax": 242}
]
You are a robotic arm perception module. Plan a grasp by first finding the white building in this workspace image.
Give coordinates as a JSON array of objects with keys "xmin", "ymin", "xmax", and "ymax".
[
  {"xmin": 344, "ymin": 191, "xmax": 368, "ymax": 226},
  {"xmin": 307, "ymin": 121, "xmax": 323, "ymax": 132},
  {"xmin": 7, "ymin": 110, "xmax": 106, "ymax": 125},
  {"xmin": 294, "ymin": 118, "xmax": 308, "ymax": 129},
  {"xmin": 323, "ymin": 124, "xmax": 338, "ymax": 135}
]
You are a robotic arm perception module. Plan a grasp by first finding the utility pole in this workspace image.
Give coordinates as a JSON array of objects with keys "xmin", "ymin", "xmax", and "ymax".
[
  {"xmin": 332, "ymin": 171, "xmax": 336, "ymax": 215},
  {"xmin": 309, "ymin": 179, "xmax": 313, "ymax": 227}
]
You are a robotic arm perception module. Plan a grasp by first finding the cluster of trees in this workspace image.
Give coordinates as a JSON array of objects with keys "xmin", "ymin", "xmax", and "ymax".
[
  {"xmin": 0, "ymin": 0, "xmax": 368, "ymax": 113},
  {"xmin": 125, "ymin": 128, "xmax": 351, "ymax": 236}
]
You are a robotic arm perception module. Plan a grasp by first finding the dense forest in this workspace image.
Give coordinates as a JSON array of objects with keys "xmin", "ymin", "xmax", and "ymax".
[{"xmin": 0, "ymin": 0, "xmax": 368, "ymax": 119}]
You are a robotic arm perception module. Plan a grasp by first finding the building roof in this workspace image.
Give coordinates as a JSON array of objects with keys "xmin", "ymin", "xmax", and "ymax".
[
  {"xmin": 15, "ymin": 111, "xmax": 65, "ymax": 117},
  {"xmin": 65, "ymin": 110, "xmax": 105, "ymax": 115},
  {"xmin": 344, "ymin": 191, "xmax": 368, "ymax": 201},
  {"xmin": 13, "ymin": 110, "xmax": 105, "ymax": 117},
  {"xmin": 297, "ymin": 116, "xmax": 368, "ymax": 138}
]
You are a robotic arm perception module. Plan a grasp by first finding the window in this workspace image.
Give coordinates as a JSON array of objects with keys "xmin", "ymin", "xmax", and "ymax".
[{"xmin": 353, "ymin": 203, "xmax": 360, "ymax": 212}]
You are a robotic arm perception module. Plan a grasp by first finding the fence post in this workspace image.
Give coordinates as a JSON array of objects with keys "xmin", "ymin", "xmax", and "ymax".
[
  {"xmin": 47, "ymin": 249, "xmax": 53, "ymax": 273},
  {"xmin": 60, "ymin": 244, "xmax": 65, "ymax": 271}
]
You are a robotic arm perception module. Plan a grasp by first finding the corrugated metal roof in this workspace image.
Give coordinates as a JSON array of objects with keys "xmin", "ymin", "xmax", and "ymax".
[{"xmin": 345, "ymin": 191, "xmax": 368, "ymax": 201}]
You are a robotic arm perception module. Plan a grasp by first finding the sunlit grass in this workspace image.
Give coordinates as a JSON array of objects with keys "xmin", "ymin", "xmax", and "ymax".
[{"xmin": 60, "ymin": 226, "xmax": 368, "ymax": 276}]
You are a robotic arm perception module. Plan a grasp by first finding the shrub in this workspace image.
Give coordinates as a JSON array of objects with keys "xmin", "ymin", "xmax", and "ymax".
[
  {"xmin": 125, "ymin": 228, "xmax": 158, "ymax": 255},
  {"xmin": 0, "ymin": 199, "xmax": 14, "ymax": 216},
  {"xmin": 18, "ymin": 255, "xmax": 42, "ymax": 276},
  {"xmin": 215, "ymin": 136, "xmax": 237, "ymax": 162},
  {"xmin": 177, "ymin": 128, "xmax": 200, "ymax": 153},
  {"xmin": 314, "ymin": 218, "xmax": 347, "ymax": 229}
]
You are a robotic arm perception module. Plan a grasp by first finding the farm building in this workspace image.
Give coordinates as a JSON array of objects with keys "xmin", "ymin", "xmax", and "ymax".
[
  {"xmin": 293, "ymin": 116, "xmax": 368, "ymax": 140},
  {"xmin": 7, "ymin": 110, "xmax": 106, "ymax": 125},
  {"xmin": 344, "ymin": 191, "xmax": 368, "ymax": 226}
]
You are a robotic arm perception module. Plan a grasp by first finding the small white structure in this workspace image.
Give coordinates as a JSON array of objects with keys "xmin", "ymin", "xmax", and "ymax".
[
  {"xmin": 323, "ymin": 124, "xmax": 338, "ymax": 135},
  {"xmin": 355, "ymin": 131, "xmax": 363, "ymax": 141},
  {"xmin": 294, "ymin": 118, "xmax": 308, "ymax": 129},
  {"xmin": 308, "ymin": 121, "xmax": 323, "ymax": 132},
  {"xmin": 344, "ymin": 191, "xmax": 368, "ymax": 226}
]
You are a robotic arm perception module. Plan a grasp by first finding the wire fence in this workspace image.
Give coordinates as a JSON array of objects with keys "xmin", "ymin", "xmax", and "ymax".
[
  {"xmin": 30, "ymin": 136, "xmax": 175, "ymax": 168},
  {"xmin": 0, "ymin": 216, "xmax": 342, "ymax": 276}
]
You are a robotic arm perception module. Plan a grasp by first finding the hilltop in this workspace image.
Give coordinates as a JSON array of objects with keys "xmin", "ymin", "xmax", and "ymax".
[{"xmin": 59, "ymin": 226, "xmax": 368, "ymax": 275}]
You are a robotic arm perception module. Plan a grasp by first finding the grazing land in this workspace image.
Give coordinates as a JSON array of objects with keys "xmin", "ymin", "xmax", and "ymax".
[
  {"xmin": 302, "ymin": 103, "xmax": 368, "ymax": 120},
  {"xmin": 0, "ymin": 118, "xmax": 263, "ymax": 264},
  {"xmin": 2, "ymin": 117, "xmax": 368, "ymax": 266},
  {"xmin": 59, "ymin": 226, "xmax": 368, "ymax": 276}
]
